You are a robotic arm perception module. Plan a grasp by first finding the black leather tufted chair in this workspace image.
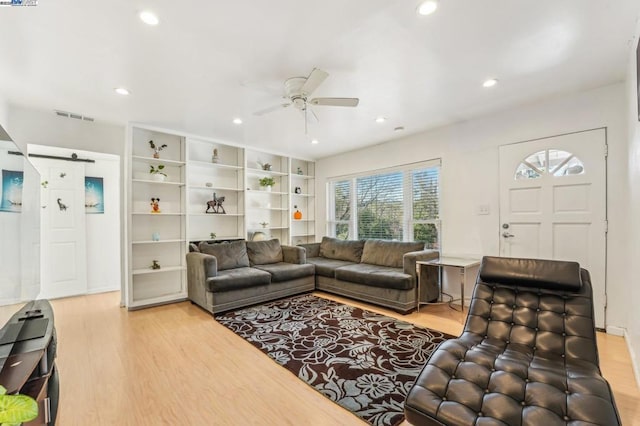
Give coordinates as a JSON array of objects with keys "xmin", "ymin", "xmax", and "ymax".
[{"xmin": 405, "ymin": 256, "xmax": 621, "ymax": 426}]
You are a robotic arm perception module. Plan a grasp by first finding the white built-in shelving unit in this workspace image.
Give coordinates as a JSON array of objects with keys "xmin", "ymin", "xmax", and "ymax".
[{"xmin": 125, "ymin": 124, "xmax": 316, "ymax": 309}]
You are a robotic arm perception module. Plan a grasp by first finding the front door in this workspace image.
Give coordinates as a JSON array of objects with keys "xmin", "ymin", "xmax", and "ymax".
[
  {"xmin": 499, "ymin": 129, "xmax": 607, "ymax": 328},
  {"xmin": 31, "ymin": 158, "xmax": 87, "ymax": 299}
]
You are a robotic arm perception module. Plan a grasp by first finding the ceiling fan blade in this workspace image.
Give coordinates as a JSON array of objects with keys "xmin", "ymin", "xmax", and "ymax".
[
  {"xmin": 309, "ymin": 97, "xmax": 359, "ymax": 107},
  {"xmin": 253, "ymin": 102, "xmax": 291, "ymax": 116},
  {"xmin": 300, "ymin": 68, "xmax": 329, "ymax": 97}
]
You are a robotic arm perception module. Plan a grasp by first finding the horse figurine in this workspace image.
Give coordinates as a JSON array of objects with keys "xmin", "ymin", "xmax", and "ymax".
[{"xmin": 205, "ymin": 192, "xmax": 226, "ymax": 214}]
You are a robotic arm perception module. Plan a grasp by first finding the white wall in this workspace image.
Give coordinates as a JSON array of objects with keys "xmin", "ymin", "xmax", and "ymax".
[
  {"xmin": 625, "ymin": 25, "xmax": 640, "ymax": 385},
  {"xmin": 316, "ymin": 83, "xmax": 629, "ymax": 329},
  {"xmin": 0, "ymin": 95, "xmax": 8, "ymax": 129}
]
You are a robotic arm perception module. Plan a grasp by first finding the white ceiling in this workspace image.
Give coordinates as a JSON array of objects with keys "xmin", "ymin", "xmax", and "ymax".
[{"xmin": 1, "ymin": 1, "xmax": 639, "ymax": 159}]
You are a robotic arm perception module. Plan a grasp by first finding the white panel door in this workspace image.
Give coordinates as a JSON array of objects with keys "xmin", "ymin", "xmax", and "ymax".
[
  {"xmin": 32, "ymin": 158, "xmax": 87, "ymax": 299},
  {"xmin": 499, "ymin": 129, "xmax": 606, "ymax": 328}
]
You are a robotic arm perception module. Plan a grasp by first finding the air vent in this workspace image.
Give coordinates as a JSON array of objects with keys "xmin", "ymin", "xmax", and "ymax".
[{"xmin": 54, "ymin": 110, "xmax": 95, "ymax": 122}]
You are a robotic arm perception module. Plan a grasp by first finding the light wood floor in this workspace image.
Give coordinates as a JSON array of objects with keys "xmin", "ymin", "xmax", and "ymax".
[{"xmin": 2, "ymin": 291, "xmax": 639, "ymax": 425}]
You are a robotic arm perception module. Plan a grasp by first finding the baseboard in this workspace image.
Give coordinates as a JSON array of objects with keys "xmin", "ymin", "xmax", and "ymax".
[
  {"xmin": 606, "ymin": 325, "xmax": 625, "ymax": 336},
  {"xmin": 623, "ymin": 328, "xmax": 640, "ymax": 390},
  {"xmin": 87, "ymin": 286, "xmax": 120, "ymax": 295}
]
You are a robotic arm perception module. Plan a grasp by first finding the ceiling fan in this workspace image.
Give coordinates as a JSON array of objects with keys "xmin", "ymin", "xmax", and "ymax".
[{"xmin": 253, "ymin": 68, "xmax": 359, "ymax": 133}]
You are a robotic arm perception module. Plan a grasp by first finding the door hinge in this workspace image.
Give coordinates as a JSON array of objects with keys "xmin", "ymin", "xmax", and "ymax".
[
  {"xmin": 604, "ymin": 220, "xmax": 608, "ymax": 233},
  {"xmin": 604, "ymin": 144, "xmax": 608, "ymax": 158}
]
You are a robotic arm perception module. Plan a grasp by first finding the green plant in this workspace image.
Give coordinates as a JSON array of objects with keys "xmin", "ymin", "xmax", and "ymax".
[
  {"xmin": 258, "ymin": 177, "xmax": 275, "ymax": 187},
  {"xmin": 0, "ymin": 385, "xmax": 38, "ymax": 425},
  {"xmin": 148, "ymin": 140, "xmax": 167, "ymax": 152},
  {"xmin": 40, "ymin": 181, "xmax": 48, "ymax": 188},
  {"xmin": 149, "ymin": 165, "xmax": 167, "ymax": 176},
  {"xmin": 210, "ymin": 232, "xmax": 216, "ymax": 239}
]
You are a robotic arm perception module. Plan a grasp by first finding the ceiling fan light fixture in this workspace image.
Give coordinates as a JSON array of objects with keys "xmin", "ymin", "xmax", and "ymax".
[
  {"xmin": 417, "ymin": 1, "xmax": 438, "ymax": 16},
  {"xmin": 483, "ymin": 78, "xmax": 498, "ymax": 88},
  {"xmin": 139, "ymin": 11, "xmax": 159, "ymax": 26}
]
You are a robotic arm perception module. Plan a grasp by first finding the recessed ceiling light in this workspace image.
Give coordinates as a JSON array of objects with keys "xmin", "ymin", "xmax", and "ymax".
[
  {"xmin": 114, "ymin": 87, "xmax": 130, "ymax": 95},
  {"xmin": 416, "ymin": 1, "xmax": 438, "ymax": 16},
  {"xmin": 139, "ymin": 11, "xmax": 159, "ymax": 26},
  {"xmin": 311, "ymin": 139, "xmax": 319, "ymax": 144},
  {"xmin": 483, "ymin": 78, "xmax": 498, "ymax": 88},
  {"xmin": 375, "ymin": 116, "xmax": 387, "ymax": 123},
  {"xmin": 232, "ymin": 118, "xmax": 243, "ymax": 125}
]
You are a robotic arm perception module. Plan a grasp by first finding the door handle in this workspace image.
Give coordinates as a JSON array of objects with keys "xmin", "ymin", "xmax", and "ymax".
[{"xmin": 502, "ymin": 232, "xmax": 515, "ymax": 238}]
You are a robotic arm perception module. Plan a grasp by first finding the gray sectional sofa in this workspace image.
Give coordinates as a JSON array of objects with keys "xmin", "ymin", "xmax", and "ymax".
[
  {"xmin": 299, "ymin": 237, "xmax": 439, "ymax": 314},
  {"xmin": 187, "ymin": 236, "xmax": 439, "ymax": 315},
  {"xmin": 186, "ymin": 239, "xmax": 315, "ymax": 314}
]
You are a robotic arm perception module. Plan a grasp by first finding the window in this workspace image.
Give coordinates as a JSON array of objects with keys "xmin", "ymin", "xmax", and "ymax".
[
  {"xmin": 515, "ymin": 149, "xmax": 584, "ymax": 180},
  {"xmin": 328, "ymin": 161, "xmax": 440, "ymax": 249}
]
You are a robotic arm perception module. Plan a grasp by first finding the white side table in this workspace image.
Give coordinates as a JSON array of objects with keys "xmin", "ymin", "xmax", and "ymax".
[{"xmin": 416, "ymin": 256, "xmax": 481, "ymax": 321}]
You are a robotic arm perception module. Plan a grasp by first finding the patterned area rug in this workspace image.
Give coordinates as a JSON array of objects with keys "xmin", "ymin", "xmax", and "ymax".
[{"xmin": 216, "ymin": 294, "xmax": 453, "ymax": 426}]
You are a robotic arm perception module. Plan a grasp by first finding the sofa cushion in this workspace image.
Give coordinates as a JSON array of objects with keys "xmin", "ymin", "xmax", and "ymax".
[
  {"xmin": 199, "ymin": 240, "xmax": 249, "ymax": 271},
  {"xmin": 206, "ymin": 267, "xmax": 271, "ymax": 292},
  {"xmin": 306, "ymin": 257, "xmax": 357, "ymax": 278},
  {"xmin": 246, "ymin": 239, "xmax": 284, "ymax": 266},
  {"xmin": 360, "ymin": 239, "xmax": 425, "ymax": 268},
  {"xmin": 335, "ymin": 263, "xmax": 413, "ymax": 290},
  {"xmin": 253, "ymin": 262, "xmax": 315, "ymax": 283},
  {"xmin": 319, "ymin": 236, "xmax": 364, "ymax": 263}
]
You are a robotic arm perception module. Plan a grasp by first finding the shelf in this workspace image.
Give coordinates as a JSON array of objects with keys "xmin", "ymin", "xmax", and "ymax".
[
  {"xmin": 191, "ymin": 236, "xmax": 244, "ymax": 242},
  {"xmin": 292, "ymin": 193, "xmax": 315, "ymax": 197},
  {"xmin": 188, "ymin": 212, "xmax": 243, "ymax": 217},
  {"xmin": 132, "ymin": 212, "xmax": 185, "ymax": 216},
  {"xmin": 292, "ymin": 233, "xmax": 316, "ymax": 237},
  {"xmin": 248, "ymin": 207, "xmax": 288, "ymax": 211},
  {"xmin": 291, "ymin": 174, "xmax": 315, "ymax": 180},
  {"xmin": 132, "ymin": 239, "xmax": 186, "ymax": 244},
  {"xmin": 246, "ymin": 168, "xmax": 288, "ymax": 177},
  {"xmin": 292, "ymin": 219, "xmax": 315, "ymax": 222},
  {"xmin": 133, "ymin": 179, "xmax": 185, "ymax": 186},
  {"xmin": 132, "ymin": 266, "xmax": 186, "ymax": 275},
  {"xmin": 129, "ymin": 293, "xmax": 188, "ymax": 309},
  {"xmin": 249, "ymin": 226, "xmax": 288, "ymax": 231},
  {"xmin": 189, "ymin": 160, "xmax": 243, "ymax": 170},
  {"xmin": 247, "ymin": 189, "xmax": 288, "ymax": 195},
  {"xmin": 132, "ymin": 156, "xmax": 186, "ymax": 166},
  {"xmin": 189, "ymin": 185, "xmax": 244, "ymax": 192}
]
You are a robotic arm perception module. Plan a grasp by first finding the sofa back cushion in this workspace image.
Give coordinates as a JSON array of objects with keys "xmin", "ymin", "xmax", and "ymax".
[
  {"xmin": 247, "ymin": 239, "xmax": 284, "ymax": 265},
  {"xmin": 361, "ymin": 240, "xmax": 425, "ymax": 268},
  {"xmin": 319, "ymin": 237, "xmax": 364, "ymax": 263},
  {"xmin": 198, "ymin": 240, "xmax": 249, "ymax": 271}
]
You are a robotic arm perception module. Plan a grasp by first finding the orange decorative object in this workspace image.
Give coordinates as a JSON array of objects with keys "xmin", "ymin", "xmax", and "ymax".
[{"xmin": 293, "ymin": 205, "xmax": 302, "ymax": 220}]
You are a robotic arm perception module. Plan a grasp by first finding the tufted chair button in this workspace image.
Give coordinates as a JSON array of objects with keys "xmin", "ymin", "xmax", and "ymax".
[
  {"xmin": 484, "ymin": 335, "xmax": 488, "ymax": 339},
  {"xmin": 520, "ymin": 401, "xmax": 526, "ymax": 406},
  {"xmin": 534, "ymin": 327, "xmax": 539, "ymax": 331},
  {"xmin": 493, "ymin": 286, "xmax": 497, "ymax": 290},
  {"xmin": 532, "ymin": 347, "xmax": 536, "ymax": 351},
  {"xmin": 525, "ymin": 378, "xmax": 530, "ymax": 383},
  {"xmin": 563, "ymin": 416, "xmax": 570, "ymax": 421},
  {"xmin": 488, "ymin": 318, "xmax": 492, "ymax": 321},
  {"xmin": 512, "ymin": 304, "xmax": 517, "ymax": 309},
  {"xmin": 506, "ymin": 340, "xmax": 510, "ymax": 344},
  {"xmin": 561, "ymin": 354, "xmax": 565, "ymax": 358},
  {"xmin": 490, "ymin": 300, "xmax": 494, "ymax": 304},
  {"xmin": 536, "ymin": 308, "xmax": 541, "ymax": 312},
  {"xmin": 478, "ymin": 412, "xmax": 483, "ymax": 416},
  {"xmin": 442, "ymin": 396, "xmax": 447, "ymax": 401},
  {"xmin": 562, "ymin": 312, "xmax": 567, "ymax": 316},
  {"xmin": 510, "ymin": 322, "xmax": 515, "ymax": 326},
  {"xmin": 451, "ymin": 375, "xmax": 456, "ymax": 379},
  {"xmin": 565, "ymin": 390, "xmax": 571, "ymax": 395},
  {"xmin": 485, "ymin": 389, "xmax": 490, "ymax": 393},
  {"xmin": 491, "ymin": 368, "xmax": 496, "ymax": 372}
]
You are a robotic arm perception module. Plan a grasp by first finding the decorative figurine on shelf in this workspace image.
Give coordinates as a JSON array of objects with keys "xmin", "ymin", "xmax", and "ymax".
[
  {"xmin": 258, "ymin": 161, "xmax": 272, "ymax": 171},
  {"xmin": 210, "ymin": 232, "xmax": 217, "ymax": 240},
  {"xmin": 205, "ymin": 182, "xmax": 213, "ymax": 187},
  {"xmin": 149, "ymin": 140, "xmax": 168, "ymax": 159},
  {"xmin": 294, "ymin": 186, "xmax": 302, "ymax": 194},
  {"xmin": 259, "ymin": 221, "xmax": 269, "ymax": 228},
  {"xmin": 297, "ymin": 167, "xmax": 303, "ymax": 175},
  {"xmin": 293, "ymin": 205, "xmax": 302, "ymax": 220},
  {"xmin": 150, "ymin": 198, "xmax": 161, "ymax": 213},
  {"xmin": 151, "ymin": 260, "xmax": 161, "ymax": 270},
  {"xmin": 152, "ymin": 232, "xmax": 160, "ymax": 241},
  {"xmin": 205, "ymin": 192, "xmax": 226, "ymax": 214},
  {"xmin": 212, "ymin": 148, "xmax": 219, "ymax": 163}
]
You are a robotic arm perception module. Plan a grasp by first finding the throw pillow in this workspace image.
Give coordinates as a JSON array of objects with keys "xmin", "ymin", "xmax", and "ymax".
[
  {"xmin": 246, "ymin": 239, "xmax": 284, "ymax": 265},
  {"xmin": 319, "ymin": 236, "xmax": 364, "ymax": 263},
  {"xmin": 361, "ymin": 240, "xmax": 425, "ymax": 268},
  {"xmin": 198, "ymin": 240, "xmax": 249, "ymax": 271}
]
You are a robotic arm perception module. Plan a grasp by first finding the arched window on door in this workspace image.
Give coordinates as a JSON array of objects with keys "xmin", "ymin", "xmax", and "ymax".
[{"xmin": 514, "ymin": 149, "xmax": 585, "ymax": 180}]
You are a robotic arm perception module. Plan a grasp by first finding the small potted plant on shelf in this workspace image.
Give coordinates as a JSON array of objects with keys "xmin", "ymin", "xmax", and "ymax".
[
  {"xmin": 259, "ymin": 177, "xmax": 276, "ymax": 191},
  {"xmin": 149, "ymin": 140, "xmax": 168, "ymax": 158},
  {"xmin": 149, "ymin": 165, "xmax": 167, "ymax": 182}
]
